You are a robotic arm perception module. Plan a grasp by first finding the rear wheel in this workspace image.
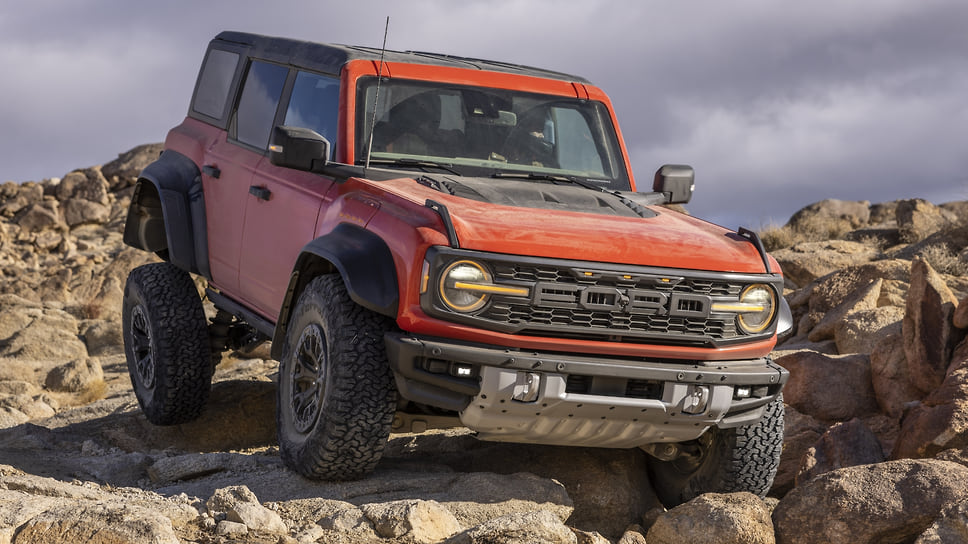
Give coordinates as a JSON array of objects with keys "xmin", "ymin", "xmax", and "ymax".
[
  {"xmin": 647, "ymin": 395, "xmax": 785, "ymax": 506},
  {"xmin": 122, "ymin": 262, "xmax": 213, "ymax": 425},
  {"xmin": 276, "ymin": 274, "xmax": 397, "ymax": 480}
]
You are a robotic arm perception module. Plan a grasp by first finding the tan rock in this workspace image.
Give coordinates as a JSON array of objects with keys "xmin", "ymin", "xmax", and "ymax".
[
  {"xmin": 914, "ymin": 497, "xmax": 968, "ymax": 544},
  {"xmin": 903, "ymin": 257, "xmax": 960, "ymax": 394},
  {"xmin": 954, "ymin": 294, "xmax": 968, "ymax": 329},
  {"xmin": 646, "ymin": 492, "xmax": 774, "ymax": 544},
  {"xmin": 773, "ymin": 405, "xmax": 828, "ymax": 496},
  {"xmin": 772, "ymin": 240, "xmax": 879, "ymax": 288},
  {"xmin": 892, "ymin": 338, "xmax": 968, "ymax": 459},
  {"xmin": 871, "ymin": 330, "xmax": 924, "ymax": 417},
  {"xmin": 897, "ymin": 198, "xmax": 954, "ymax": 243},
  {"xmin": 363, "ymin": 499, "xmax": 463, "ymax": 542},
  {"xmin": 808, "ymin": 278, "xmax": 882, "ymax": 342},
  {"xmin": 45, "ymin": 358, "xmax": 104, "ymax": 393},
  {"xmin": 13, "ymin": 503, "xmax": 181, "ymax": 544},
  {"xmin": 797, "ymin": 418, "xmax": 885, "ymax": 484},
  {"xmin": 834, "ymin": 306, "xmax": 903, "ymax": 355},
  {"xmin": 776, "ymin": 351, "xmax": 879, "ymax": 421},
  {"xmin": 807, "ymin": 259, "xmax": 910, "ymax": 315},
  {"xmin": 773, "ymin": 459, "xmax": 968, "ymax": 544},
  {"xmin": 444, "ymin": 509, "xmax": 577, "ymax": 544}
]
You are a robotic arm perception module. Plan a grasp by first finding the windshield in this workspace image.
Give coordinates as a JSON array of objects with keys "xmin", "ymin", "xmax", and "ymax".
[{"xmin": 356, "ymin": 78, "xmax": 631, "ymax": 191}]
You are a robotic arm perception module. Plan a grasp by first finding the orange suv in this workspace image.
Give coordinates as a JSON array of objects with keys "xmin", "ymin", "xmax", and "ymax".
[{"xmin": 121, "ymin": 31, "xmax": 791, "ymax": 506}]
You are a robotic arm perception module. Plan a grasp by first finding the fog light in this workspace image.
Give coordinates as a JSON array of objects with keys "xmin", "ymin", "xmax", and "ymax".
[
  {"xmin": 512, "ymin": 372, "xmax": 540, "ymax": 403},
  {"xmin": 682, "ymin": 385, "xmax": 709, "ymax": 414},
  {"xmin": 451, "ymin": 363, "xmax": 475, "ymax": 378},
  {"xmin": 734, "ymin": 386, "xmax": 752, "ymax": 399}
]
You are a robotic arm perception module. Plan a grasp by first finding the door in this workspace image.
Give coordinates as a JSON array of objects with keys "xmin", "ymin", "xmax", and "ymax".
[{"xmin": 238, "ymin": 70, "xmax": 342, "ymax": 318}]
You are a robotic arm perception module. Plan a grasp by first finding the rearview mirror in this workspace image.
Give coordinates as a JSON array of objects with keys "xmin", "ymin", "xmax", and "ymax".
[
  {"xmin": 269, "ymin": 126, "xmax": 331, "ymax": 171},
  {"xmin": 653, "ymin": 164, "xmax": 695, "ymax": 204}
]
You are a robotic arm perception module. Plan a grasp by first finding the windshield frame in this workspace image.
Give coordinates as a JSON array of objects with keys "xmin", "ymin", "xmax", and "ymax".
[{"xmin": 354, "ymin": 76, "xmax": 632, "ymax": 191}]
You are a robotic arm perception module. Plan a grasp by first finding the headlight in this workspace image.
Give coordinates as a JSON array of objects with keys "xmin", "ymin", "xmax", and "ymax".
[
  {"xmin": 711, "ymin": 284, "xmax": 776, "ymax": 334},
  {"xmin": 439, "ymin": 260, "xmax": 492, "ymax": 312},
  {"xmin": 437, "ymin": 259, "xmax": 530, "ymax": 313},
  {"xmin": 736, "ymin": 284, "xmax": 776, "ymax": 334}
]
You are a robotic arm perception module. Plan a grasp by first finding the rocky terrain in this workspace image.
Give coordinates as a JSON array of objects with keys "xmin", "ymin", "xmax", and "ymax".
[{"xmin": 1, "ymin": 145, "xmax": 967, "ymax": 543}]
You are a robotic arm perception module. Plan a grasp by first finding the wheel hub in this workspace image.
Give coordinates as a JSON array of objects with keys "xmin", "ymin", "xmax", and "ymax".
[
  {"xmin": 290, "ymin": 323, "xmax": 327, "ymax": 433},
  {"xmin": 129, "ymin": 305, "xmax": 155, "ymax": 389}
]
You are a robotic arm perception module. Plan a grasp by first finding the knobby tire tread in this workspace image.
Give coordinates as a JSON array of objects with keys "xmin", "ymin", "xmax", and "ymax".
[
  {"xmin": 277, "ymin": 274, "xmax": 396, "ymax": 480},
  {"xmin": 123, "ymin": 262, "xmax": 213, "ymax": 425}
]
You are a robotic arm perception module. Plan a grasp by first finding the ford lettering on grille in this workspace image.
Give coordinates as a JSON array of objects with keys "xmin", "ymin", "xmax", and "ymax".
[{"xmin": 535, "ymin": 282, "xmax": 711, "ymax": 318}]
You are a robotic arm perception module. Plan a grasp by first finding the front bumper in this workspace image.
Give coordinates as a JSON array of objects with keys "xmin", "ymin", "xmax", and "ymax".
[{"xmin": 384, "ymin": 332, "xmax": 787, "ymax": 448}]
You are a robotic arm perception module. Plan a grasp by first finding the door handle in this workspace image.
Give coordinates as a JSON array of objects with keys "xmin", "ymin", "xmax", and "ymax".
[
  {"xmin": 249, "ymin": 185, "xmax": 271, "ymax": 201},
  {"xmin": 203, "ymin": 165, "xmax": 221, "ymax": 179}
]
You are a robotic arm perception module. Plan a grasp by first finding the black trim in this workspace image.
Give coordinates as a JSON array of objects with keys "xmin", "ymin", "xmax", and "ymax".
[
  {"xmin": 738, "ymin": 227, "xmax": 772, "ymax": 274},
  {"xmin": 270, "ymin": 224, "xmax": 399, "ymax": 359},
  {"xmin": 213, "ymin": 31, "xmax": 591, "ymax": 84},
  {"xmin": 206, "ymin": 288, "xmax": 276, "ymax": 339},
  {"xmin": 425, "ymin": 199, "xmax": 460, "ymax": 248},
  {"xmin": 123, "ymin": 150, "xmax": 211, "ymax": 279}
]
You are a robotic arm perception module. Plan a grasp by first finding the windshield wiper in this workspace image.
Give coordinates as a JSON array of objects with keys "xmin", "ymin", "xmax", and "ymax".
[
  {"xmin": 358, "ymin": 158, "xmax": 462, "ymax": 176},
  {"xmin": 491, "ymin": 171, "xmax": 604, "ymax": 190}
]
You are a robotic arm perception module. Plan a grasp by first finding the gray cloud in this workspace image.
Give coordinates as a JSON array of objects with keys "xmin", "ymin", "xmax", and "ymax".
[{"xmin": 1, "ymin": 0, "xmax": 965, "ymax": 229}]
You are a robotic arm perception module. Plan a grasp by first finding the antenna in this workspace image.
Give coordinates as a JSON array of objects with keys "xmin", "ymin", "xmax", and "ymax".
[{"xmin": 364, "ymin": 16, "xmax": 390, "ymax": 171}]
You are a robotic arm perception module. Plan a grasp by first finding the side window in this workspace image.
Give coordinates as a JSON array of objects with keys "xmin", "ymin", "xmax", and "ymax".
[
  {"xmin": 193, "ymin": 49, "xmax": 240, "ymax": 119},
  {"xmin": 235, "ymin": 60, "xmax": 289, "ymax": 150},
  {"xmin": 284, "ymin": 71, "xmax": 339, "ymax": 159}
]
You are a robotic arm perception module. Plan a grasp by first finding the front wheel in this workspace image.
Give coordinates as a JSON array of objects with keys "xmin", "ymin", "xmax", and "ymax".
[
  {"xmin": 647, "ymin": 395, "xmax": 785, "ymax": 507},
  {"xmin": 276, "ymin": 274, "xmax": 397, "ymax": 480},
  {"xmin": 122, "ymin": 262, "xmax": 214, "ymax": 425}
]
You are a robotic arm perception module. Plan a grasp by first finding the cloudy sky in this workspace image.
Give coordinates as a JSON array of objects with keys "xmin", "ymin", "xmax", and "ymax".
[{"xmin": 2, "ymin": 0, "xmax": 966, "ymax": 228}]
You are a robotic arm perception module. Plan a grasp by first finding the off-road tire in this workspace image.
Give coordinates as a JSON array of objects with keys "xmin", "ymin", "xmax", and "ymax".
[
  {"xmin": 122, "ymin": 262, "xmax": 214, "ymax": 425},
  {"xmin": 277, "ymin": 274, "xmax": 397, "ymax": 480},
  {"xmin": 648, "ymin": 394, "xmax": 785, "ymax": 507}
]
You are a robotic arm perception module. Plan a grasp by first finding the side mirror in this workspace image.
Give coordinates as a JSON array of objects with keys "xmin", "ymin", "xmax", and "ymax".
[
  {"xmin": 653, "ymin": 164, "xmax": 695, "ymax": 204},
  {"xmin": 269, "ymin": 126, "xmax": 331, "ymax": 171}
]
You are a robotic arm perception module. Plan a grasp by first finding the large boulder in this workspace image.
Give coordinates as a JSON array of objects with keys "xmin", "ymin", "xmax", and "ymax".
[
  {"xmin": 871, "ymin": 330, "xmax": 925, "ymax": 417},
  {"xmin": 807, "ymin": 278, "xmax": 882, "ymax": 342},
  {"xmin": 834, "ymin": 306, "xmax": 904, "ymax": 355},
  {"xmin": 796, "ymin": 418, "xmax": 885, "ymax": 484},
  {"xmin": 786, "ymin": 199, "xmax": 870, "ymax": 233},
  {"xmin": 892, "ymin": 338, "xmax": 968, "ymax": 459},
  {"xmin": 771, "ymin": 241, "xmax": 879, "ymax": 288},
  {"xmin": 776, "ymin": 351, "xmax": 879, "ymax": 421},
  {"xmin": 773, "ymin": 406, "xmax": 828, "ymax": 496},
  {"xmin": 896, "ymin": 199, "xmax": 954, "ymax": 243},
  {"xmin": 646, "ymin": 493, "xmax": 774, "ymax": 544},
  {"xmin": 101, "ymin": 143, "xmax": 164, "ymax": 191},
  {"xmin": 806, "ymin": 260, "xmax": 910, "ymax": 315},
  {"xmin": 772, "ymin": 459, "xmax": 968, "ymax": 544},
  {"xmin": 444, "ymin": 510, "xmax": 577, "ymax": 544},
  {"xmin": 902, "ymin": 257, "xmax": 961, "ymax": 395}
]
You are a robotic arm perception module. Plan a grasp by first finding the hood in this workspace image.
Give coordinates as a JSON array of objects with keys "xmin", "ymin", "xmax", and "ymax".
[{"xmin": 378, "ymin": 175, "xmax": 771, "ymax": 274}]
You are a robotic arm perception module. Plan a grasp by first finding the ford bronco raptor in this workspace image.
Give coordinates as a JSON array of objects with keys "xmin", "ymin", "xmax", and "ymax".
[{"xmin": 121, "ymin": 31, "xmax": 792, "ymax": 506}]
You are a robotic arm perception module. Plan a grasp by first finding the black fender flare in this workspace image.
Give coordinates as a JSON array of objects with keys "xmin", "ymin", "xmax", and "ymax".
[
  {"xmin": 122, "ymin": 150, "xmax": 211, "ymax": 278},
  {"xmin": 271, "ymin": 223, "xmax": 399, "ymax": 359}
]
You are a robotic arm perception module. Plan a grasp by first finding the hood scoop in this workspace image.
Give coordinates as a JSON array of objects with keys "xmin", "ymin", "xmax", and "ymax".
[{"xmin": 424, "ymin": 175, "xmax": 656, "ymax": 218}]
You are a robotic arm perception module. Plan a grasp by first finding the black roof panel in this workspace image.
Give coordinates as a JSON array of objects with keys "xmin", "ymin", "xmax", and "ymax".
[{"xmin": 214, "ymin": 31, "xmax": 590, "ymax": 84}]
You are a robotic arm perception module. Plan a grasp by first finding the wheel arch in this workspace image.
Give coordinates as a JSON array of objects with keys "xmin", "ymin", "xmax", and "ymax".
[
  {"xmin": 270, "ymin": 223, "xmax": 399, "ymax": 360},
  {"xmin": 122, "ymin": 149, "xmax": 211, "ymax": 279}
]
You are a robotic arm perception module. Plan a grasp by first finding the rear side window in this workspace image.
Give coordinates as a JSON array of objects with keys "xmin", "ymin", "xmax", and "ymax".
[
  {"xmin": 235, "ymin": 61, "xmax": 289, "ymax": 149},
  {"xmin": 193, "ymin": 49, "xmax": 240, "ymax": 119},
  {"xmin": 284, "ymin": 71, "xmax": 339, "ymax": 159}
]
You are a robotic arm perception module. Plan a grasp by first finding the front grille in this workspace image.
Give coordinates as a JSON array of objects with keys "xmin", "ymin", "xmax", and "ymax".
[
  {"xmin": 480, "ymin": 262, "xmax": 742, "ymax": 344},
  {"xmin": 424, "ymin": 248, "xmax": 779, "ymax": 347}
]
